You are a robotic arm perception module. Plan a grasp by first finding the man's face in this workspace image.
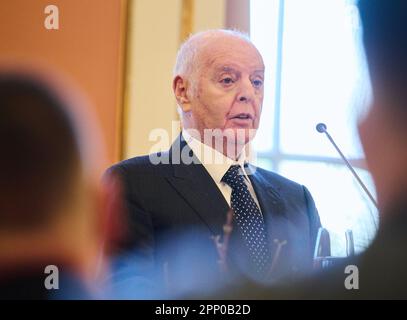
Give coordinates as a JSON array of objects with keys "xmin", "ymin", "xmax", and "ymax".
[{"xmin": 187, "ymin": 36, "xmax": 265, "ymax": 146}]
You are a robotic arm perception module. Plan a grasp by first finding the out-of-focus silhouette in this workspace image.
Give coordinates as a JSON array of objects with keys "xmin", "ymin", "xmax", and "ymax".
[{"xmin": 0, "ymin": 68, "xmax": 119, "ymax": 299}]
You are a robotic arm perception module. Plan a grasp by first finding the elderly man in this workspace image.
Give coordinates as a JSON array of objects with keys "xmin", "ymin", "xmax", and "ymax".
[{"xmin": 107, "ymin": 30, "xmax": 321, "ymax": 297}]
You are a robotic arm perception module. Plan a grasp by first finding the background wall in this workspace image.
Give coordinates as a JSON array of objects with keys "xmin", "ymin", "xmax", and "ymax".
[
  {"xmin": 0, "ymin": 0, "xmax": 127, "ymax": 164},
  {"xmin": 123, "ymin": 0, "xmax": 183, "ymax": 159}
]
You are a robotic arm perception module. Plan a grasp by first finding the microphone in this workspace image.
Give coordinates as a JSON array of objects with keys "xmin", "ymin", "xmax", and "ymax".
[{"xmin": 316, "ymin": 123, "xmax": 378, "ymax": 210}]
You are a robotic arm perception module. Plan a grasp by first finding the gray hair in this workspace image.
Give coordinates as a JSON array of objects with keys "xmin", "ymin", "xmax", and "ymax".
[{"xmin": 173, "ymin": 29, "xmax": 252, "ymax": 78}]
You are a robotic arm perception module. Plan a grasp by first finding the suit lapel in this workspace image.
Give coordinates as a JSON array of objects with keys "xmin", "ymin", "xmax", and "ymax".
[
  {"xmin": 247, "ymin": 165, "xmax": 290, "ymax": 254},
  {"xmin": 247, "ymin": 164, "xmax": 286, "ymax": 218},
  {"xmin": 165, "ymin": 136, "xmax": 230, "ymax": 237}
]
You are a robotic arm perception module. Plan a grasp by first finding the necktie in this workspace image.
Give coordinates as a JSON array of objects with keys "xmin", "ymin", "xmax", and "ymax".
[{"xmin": 222, "ymin": 165, "xmax": 271, "ymax": 276}]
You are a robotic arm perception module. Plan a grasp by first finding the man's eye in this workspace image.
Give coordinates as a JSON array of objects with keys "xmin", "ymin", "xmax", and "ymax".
[
  {"xmin": 252, "ymin": 79, "xmax": 263, "ymax": 88},
  {"xmin": 221, "ymin": 77, "xmax": 234, "ymax": 85}
]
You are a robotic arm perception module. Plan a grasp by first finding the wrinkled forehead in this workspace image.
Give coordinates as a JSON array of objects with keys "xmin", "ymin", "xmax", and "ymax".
[{"xmin": 196, "ymin": 36, "xmax": 264, "ymax": 73}]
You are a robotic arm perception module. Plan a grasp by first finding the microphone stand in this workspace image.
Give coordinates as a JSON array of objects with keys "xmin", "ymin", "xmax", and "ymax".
[{"xmin": 316, "ymin": 123, "xmax": 378, "ymax": 229}]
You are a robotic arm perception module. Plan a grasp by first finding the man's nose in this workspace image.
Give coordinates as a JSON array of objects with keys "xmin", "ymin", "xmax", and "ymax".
[{"xmin": 237, "ymin": 78, "xmax": 255, "ymax": 103}]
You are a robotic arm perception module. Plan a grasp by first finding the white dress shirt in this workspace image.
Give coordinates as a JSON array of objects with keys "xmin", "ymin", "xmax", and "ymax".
[{"xmin": 182, "ymin": 130, "xmax": 262, "ymax": 212}]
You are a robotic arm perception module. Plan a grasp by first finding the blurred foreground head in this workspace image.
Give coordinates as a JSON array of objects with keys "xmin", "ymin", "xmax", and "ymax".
[
  {"xmin": 358, "ymin": 0, "xmax": 407, "ymax": 215},
  {"xmin": 0, "ymin": 68, "xmax": 114, "ymax": 298}
]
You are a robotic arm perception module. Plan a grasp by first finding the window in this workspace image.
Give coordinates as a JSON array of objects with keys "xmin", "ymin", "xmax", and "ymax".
[{"xmin": 250, "ymin": 0, "xmax": 378, "ymax": 256}]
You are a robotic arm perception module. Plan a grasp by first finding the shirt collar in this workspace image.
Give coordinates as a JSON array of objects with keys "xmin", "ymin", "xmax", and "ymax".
[{"xmin": 182, "ymin": 129, "xmax": 249, "ymax": 184}]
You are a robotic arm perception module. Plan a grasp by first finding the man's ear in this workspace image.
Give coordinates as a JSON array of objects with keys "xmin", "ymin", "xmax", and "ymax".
[{"xmin": 173, "ymin": 75, "xmax": 192, "ymax": 112}]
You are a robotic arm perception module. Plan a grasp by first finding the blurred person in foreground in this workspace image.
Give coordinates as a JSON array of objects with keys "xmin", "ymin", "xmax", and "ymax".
[
  {"xmin": 207, "ymin": 0, "xmax": 407, "ymax": 299},
  {"xmin": 0, "ymin": 69, "xmax": 119, "ymax": 299},
  {"xmin": 106, "ymin": 29, "xmax": 321, "ymax": 298}
]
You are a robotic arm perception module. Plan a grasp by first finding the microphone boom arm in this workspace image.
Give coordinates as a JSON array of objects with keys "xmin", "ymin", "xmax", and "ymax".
[{"xmin": 316, "ymin": 123, "xmax": 379, "ymax": 214}]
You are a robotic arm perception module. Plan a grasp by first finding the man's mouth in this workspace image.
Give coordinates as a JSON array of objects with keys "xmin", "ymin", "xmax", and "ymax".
[{"xmin": 231, "ymin": 113, "xmax": 253, "ymax": 120}]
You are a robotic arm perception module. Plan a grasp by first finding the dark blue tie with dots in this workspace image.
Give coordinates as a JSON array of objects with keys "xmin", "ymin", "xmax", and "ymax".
[{"xmin": 222, "ymin": 165, "xmax": 271, "ymax": 276}]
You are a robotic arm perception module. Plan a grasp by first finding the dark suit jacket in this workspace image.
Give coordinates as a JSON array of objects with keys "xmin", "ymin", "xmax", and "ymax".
[{"xmin": 106, "ymin": 136, "xmax": 321, "ymax": 297}]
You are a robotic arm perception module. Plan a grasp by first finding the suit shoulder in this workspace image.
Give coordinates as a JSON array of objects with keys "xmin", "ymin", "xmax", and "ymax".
[
  {"xmin": 254, "ymin": 166, "xmax": 303, "ymax": 190},
  {"xmin": 106, "ymin": 152, "xmax": 171, "ymax": 177}
]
